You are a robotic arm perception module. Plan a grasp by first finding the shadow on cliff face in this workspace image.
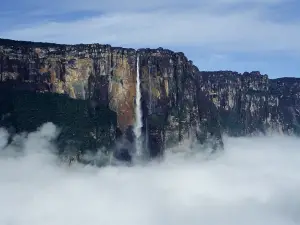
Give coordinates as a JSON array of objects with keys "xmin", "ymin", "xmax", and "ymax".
[
  {"xmin": 0, "ymin": 87, "xmax": 224, "ymax": 163},
  {"xmin": 1, "ymin": 123, "xmax": 300, "ymax": 225},
  {"xmin": 0, "ymin": 88, "xmax": 118, "ymax": 156}
]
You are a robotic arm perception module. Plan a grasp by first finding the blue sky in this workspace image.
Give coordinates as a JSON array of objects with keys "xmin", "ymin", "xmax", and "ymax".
[{"xmin": 0, "ymin": 0, "xmax": 300, "ymax": 78}]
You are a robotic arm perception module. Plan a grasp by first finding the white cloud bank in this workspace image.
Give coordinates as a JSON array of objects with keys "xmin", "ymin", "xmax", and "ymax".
[
  {"xmin": 1, "ymin": 0, "xmax": 299, "ymax": 53},
  {"xmin": 1, "ymin": 123, "xmax": 300, "ymax": 225}
]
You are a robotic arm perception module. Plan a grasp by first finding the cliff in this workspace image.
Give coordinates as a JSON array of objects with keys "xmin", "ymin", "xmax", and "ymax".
[
  {"xmin": 1, "ymin": 38, "xmax": 299, "ymax": 163},
  {"xmin": 0, "ymin": 38, "xmax": 223, "ymax": 162},
  {"xmin": 200, "ymin": 71, "xmax": 300, "ymax": 136}
]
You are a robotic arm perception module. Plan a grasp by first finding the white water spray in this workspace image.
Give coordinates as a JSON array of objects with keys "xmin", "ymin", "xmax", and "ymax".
[
  {"xmin": 145, "ymin": 63, "xmax": 151, "ymax": 153},
  {"xmin": 134, "ymin": 55, "xmax": 143, "ymax": 158}
]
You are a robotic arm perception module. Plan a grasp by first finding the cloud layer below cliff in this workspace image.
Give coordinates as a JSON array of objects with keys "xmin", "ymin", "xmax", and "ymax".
[{"xmin": 0, "ymin": 123, "xmax": 300, "ymax": 225}]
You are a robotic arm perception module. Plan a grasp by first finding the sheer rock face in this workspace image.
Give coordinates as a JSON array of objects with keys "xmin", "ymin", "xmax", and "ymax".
[
  {"xmin": 200, "ymin": 71, "xmax": 300, "ymax": 136},
  {"xmin": 0, "ymin": 39, "xmax": 223, "ymax": 157},
  {"xmin": 138, "ymin": 52, "xmax": 223, "ymax": 156},
  {"xmin": 1, "ymin": 38, "xmax": 300, "ymax": 159}
]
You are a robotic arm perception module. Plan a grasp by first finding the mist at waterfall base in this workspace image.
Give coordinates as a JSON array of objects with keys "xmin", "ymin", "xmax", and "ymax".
[{"xmin": 1, "ymin": 123, "xmax": 300, "ymax": 225}]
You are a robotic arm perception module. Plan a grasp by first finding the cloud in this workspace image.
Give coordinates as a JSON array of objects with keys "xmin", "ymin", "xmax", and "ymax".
[
  {"xmin": 0, "ymin": 124, "xmax": 300, "ymax": 224},
  {"xmin": 0, "ymin": 128, "xmax": 9, "ymax": 149},
  {"xmin": 5, "ymin": 0, "xmax": 288, "ymax": 13},
  {"xmin": 2, "ymin": 2, "xmax": 299, "ymax": 54}
]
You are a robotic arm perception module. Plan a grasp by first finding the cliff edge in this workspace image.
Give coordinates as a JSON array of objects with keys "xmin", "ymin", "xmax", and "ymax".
[
  {"xmin": 201, "ymin": 71, "xmax": 300, "ymax": 136},
  {"xmin": 0, "ymin": 38, "xmax": 223, "ymax": 162},
  {"xmin": 1, "ymin": 38, "xmax": 299, "ymax": 163}
]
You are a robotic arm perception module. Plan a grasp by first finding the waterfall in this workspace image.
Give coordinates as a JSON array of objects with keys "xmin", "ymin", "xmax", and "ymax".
[
  {"xmin": 148, "ymin": 62, "xmax": 152, "ymax": 115},
  {"xmin": 81, "ymin": 82, "xmax": 86, "ymax": 100},
  {"xmin": 146, "ymin": 63, "xmax": 151, "ymax": 153},
  {"xmin": 134, "ymin": 55, "xmax": 143, "ymax": 158}
]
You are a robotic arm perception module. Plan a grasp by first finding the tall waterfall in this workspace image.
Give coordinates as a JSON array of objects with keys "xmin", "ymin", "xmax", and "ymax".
[{"xmin": 134, "ymin": 55, "xmax": 143, "ymax": 158}]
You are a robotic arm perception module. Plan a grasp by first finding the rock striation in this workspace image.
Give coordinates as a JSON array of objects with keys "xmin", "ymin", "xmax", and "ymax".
[
  {"xmin": 0, "ymin": 38, "xmax": 222, "ymax": 161},
  {"xmin": 201, "ymin": 71, "xmax": 300, "ymax": 136},
  {"xmin": 1, "ymin": 38, "xmax": 299, "ymax": 162}
]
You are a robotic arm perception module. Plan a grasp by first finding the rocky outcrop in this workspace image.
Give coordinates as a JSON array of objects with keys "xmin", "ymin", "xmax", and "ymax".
[
  {"xmin": 2, "ymin": 38, "xmax": 299, "ymax": 163},
  {"xmin": 0, "ymin": 38, "xmax": 223, "ymax": 161},
  {"xmin": 200, "ymin": 71, "xmax": 300, "ymax": 136}
]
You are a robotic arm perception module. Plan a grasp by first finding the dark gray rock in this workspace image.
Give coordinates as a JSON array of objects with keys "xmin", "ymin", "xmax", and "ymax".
[{"xmin": 200, "ymin": 71, "xmax": 300, "ymax": 136}]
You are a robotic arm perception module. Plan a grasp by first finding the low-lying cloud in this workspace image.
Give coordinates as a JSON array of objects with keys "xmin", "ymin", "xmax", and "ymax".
[{"xmin": 0, "ymin": 123, "xmax": 300, "ymax": 225}]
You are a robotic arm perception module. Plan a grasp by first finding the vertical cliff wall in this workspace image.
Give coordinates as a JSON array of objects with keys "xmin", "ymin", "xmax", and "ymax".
[
  {"xmin": 200, "ymin": 71, "xmax": 300, "ymax": 136},
  {"xmin": 0, "ymin": 38, "xmax": 223, "ymax": 159}
]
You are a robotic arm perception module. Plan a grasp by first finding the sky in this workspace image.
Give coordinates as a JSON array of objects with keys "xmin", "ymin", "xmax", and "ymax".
[
  {"xmin": 0, "ymin": 0, "xmax": 300, "ymax": 78},
  {"xmin": 1, "ymin": 122, "xmax": 300, "ymax": 225}
]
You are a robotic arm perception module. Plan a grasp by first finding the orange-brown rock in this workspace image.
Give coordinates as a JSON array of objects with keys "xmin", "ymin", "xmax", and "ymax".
[{"xmin": 0, "ymin": 38, "xmax": 224, "ymax": 160}]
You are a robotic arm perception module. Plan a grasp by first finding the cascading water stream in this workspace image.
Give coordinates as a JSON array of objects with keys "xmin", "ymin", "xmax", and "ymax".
[
  {"xmin": 134, "ymin": 55, "xmax": 143, "ymax": 159},
  {"xmin": 145, "ymin": 63, "xmax": 151, "ymax": 154}
]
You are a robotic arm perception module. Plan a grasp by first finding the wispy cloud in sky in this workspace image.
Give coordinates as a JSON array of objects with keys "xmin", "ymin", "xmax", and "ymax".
[{"xmin": 0, "ymin": 0, "xmax": 299, "ymax": 77}]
